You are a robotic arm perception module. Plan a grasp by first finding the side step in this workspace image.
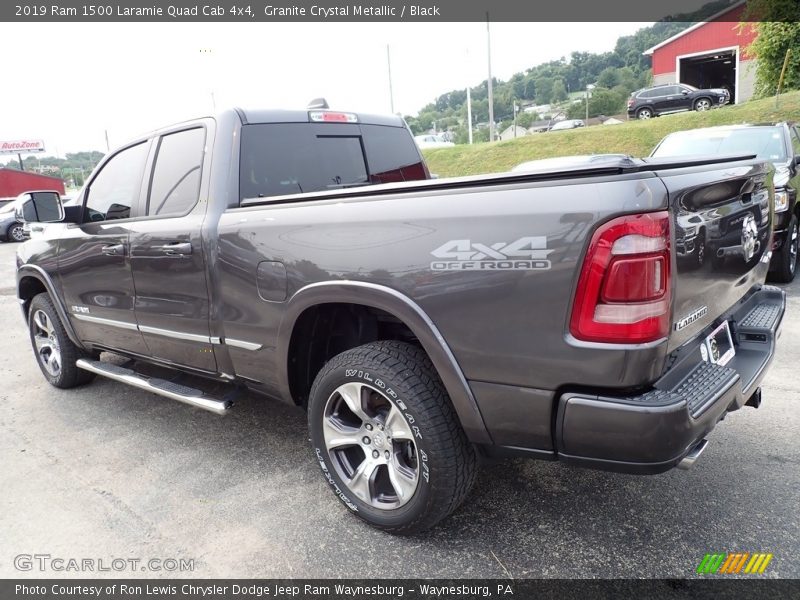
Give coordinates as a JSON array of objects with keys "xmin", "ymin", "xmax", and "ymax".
[{"xmin": 76, "ymin": 359, "xmax": 233, "ymax": 415}]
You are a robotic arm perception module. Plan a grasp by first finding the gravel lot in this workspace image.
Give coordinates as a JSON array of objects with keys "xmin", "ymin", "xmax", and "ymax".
[{"xmin": 0, "ymin": 239, "xmax": 798, "ymax": 579}]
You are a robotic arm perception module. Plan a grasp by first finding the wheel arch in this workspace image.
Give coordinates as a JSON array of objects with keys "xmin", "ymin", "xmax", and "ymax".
[
  {"xmin": 17, "ymin": 265, "xmax": 86, "ymax": 350},
  {"xmin": 694, "ymin": 96, "xmax": 713, "ymax": 108},
  {"xmin": 278, "ymin": 281, "xmax": 491, "ymax": 444}
]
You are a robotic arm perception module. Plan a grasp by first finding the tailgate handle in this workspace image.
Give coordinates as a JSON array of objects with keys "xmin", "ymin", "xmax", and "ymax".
[
  {"xmin": 152, "ymin": 242, "xmax": 192, "ymax": 256},
  {"xmin": 101, "ymin": 243, "xmax": 126, "ymax": 256}
]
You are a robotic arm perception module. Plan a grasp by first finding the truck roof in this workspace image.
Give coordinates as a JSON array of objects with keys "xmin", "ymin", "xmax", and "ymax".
[{"xmin": 235, "ymin": 107, "xmax": 405, "ymax": 128}]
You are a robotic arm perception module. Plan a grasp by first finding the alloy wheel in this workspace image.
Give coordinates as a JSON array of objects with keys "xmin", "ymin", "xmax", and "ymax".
[
  {"xmin": 9, "ymin": 224, "xmax": 25, "ymax": 242},
  {"xmin": 322, "ymin": 381, "xmax": 419, "ymax": 510},
  {"xmin": 32, "ymin": 309, "xmax": 62, "ymax": 377},
  {"xmin": 696, "ymin": 99, "xmax": 711, "ymax": 111}
]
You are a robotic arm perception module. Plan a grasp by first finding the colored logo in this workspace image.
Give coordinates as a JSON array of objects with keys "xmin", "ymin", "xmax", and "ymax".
[{"xmin": 697, "ymin": 552, "xmax": 773, "ymax": 574}]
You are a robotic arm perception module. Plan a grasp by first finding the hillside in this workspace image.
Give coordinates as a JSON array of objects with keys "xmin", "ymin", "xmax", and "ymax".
[{"xmin": 423, "ymin": 91, "xmax": 800, "ymax": 178}]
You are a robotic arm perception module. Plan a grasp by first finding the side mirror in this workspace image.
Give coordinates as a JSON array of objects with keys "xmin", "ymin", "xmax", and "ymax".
[
  {"xmin": 794, "ymin": 154, "xmax": 800, "ymax": 169},
  {"xmin": 15, "ymin": 191, "xmax": 64, "ymax": 224},
  {"xmin": 682, "ymin": 90, "xmax": 690, "ymax": 95}
]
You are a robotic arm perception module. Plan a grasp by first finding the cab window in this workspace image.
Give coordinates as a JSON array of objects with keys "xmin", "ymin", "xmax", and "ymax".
[{"xmin": 84, "ymin": 142, "xmax": 149, "ymax": 222}]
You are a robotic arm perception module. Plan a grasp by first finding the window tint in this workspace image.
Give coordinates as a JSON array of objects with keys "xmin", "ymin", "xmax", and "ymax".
[
  {"xmin": 791, "ymin": 126, "xmax": 800, "ymax": 155},
  {"xmin": 361, "ymin": 124, "xmax": 426, "ymax": 183},
  {"xmin": 85, "ymin": 142, "xmax": 148, "ymax": 222},
  {"xmin": 148, "ymin": 128, "xmax": 205, "ymax": 216},
  {"xmin": 240, "ymin": 124, "xmax": 368, "ymax": 200},
  {"xmin": 663, "ymin": 86, "xmax": 681, "ymax": 95}
]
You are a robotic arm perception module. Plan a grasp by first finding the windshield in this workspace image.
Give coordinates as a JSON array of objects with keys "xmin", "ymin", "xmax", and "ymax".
[
  {"xmin": 0, "ymin": 201, "xmax": 18, "ymax": 214},
  {"xmin": 652, "ymin": 127, "xmax": 787, "ymax": 162}
]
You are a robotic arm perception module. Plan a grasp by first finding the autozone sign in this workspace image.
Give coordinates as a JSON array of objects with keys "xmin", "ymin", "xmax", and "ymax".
[{"xmin": 0, "ymin": 140, "xmax": 46, "ymax": 154}]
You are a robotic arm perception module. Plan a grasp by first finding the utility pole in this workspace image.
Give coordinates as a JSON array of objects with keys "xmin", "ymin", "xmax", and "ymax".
[
  {"xmin": 466, "ymin": 84, "xmax": 473, "ymax": 144},
  {"xmin": 387, "ymin": 44, "xmax": 395, "ymax": 114},
  {"xmin": 104, "ymin": 130, "xmax": 110, "ymax": 152},
  {"xmin": 486, "ymin": 13, "xmax": 495, "ymax": 142},
  {"xmin": 513, "ymin": 101, "xmax": 518, "ymax": 138},
  {"xmin": 17, "ymin": 153, "xmax": 24, "ymax": 171}
]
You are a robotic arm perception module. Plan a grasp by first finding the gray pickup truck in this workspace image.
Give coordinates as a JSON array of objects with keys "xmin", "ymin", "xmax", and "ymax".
[{"xmin": 16, "ymin": 107, "xmax": 785, "ymax": 534}]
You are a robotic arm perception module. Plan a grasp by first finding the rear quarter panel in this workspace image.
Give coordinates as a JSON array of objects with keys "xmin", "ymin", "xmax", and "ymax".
[{"xmin": 216, "ymin": 173, "xmax": 672, "ymax": 395}]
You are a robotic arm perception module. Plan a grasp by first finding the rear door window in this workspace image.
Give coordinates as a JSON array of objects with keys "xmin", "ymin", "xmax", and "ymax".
[{"xmin": 147, "ymin": 127, "xmax": 206, "ymax": 217}]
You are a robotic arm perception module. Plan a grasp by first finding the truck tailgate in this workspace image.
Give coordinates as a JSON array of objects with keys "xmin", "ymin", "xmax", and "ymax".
[{"xmin": 655, "ymin": 160, "xmax": 774, "ymax": 352}]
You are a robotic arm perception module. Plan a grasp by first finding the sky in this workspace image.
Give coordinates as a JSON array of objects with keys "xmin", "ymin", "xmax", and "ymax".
[{"xmin": 0, "ymin": 21, "xmax": 651, "ymax": 157}]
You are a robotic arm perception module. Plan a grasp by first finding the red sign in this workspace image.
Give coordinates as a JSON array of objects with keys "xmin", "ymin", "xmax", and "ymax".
[{"xmin": 0, "ymin": 139, "xmax": 46, "ymax": 154}]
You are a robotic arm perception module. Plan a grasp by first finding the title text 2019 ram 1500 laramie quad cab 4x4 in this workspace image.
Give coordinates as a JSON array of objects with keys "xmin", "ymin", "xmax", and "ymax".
[{"xmin": 16, "ymin": 108, "xmax": 784, "ymax": 534}]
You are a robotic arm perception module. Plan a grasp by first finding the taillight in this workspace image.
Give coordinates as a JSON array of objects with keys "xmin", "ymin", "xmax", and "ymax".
[
  {"xmin": 570, "ymin": 211, "xmax": 671, "ymax": 343},
  {"xmin": 627, "ymin": 98, "xmax": 634, "ymax": 108}
]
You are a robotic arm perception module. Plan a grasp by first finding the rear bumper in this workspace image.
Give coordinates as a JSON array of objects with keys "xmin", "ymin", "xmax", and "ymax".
[{"xmin": 555, "ymin": 286, "xmax": 785, "ymax": 474}]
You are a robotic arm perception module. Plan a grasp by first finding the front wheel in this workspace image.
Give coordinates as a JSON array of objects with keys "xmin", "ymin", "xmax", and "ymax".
[
  {"xmin": 308, "ymin": 341, "xmax": 476, "ymax": 534},
  {"xmin": 28, "ymin": 293, "xmax": 96, "ymax": 388},
  {"xmin": 771, "ymin": 214, "xmax": 798, "ymax": 283},
  {"xmin": 694, "ymin": 98, "xmax": 712, "ymax": 111}
]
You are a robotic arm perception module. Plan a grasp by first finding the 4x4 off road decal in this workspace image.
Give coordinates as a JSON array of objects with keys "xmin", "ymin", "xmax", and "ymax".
[{"xmin": 431, "ymin": 236, "xmax": 553, "ymax": 271}]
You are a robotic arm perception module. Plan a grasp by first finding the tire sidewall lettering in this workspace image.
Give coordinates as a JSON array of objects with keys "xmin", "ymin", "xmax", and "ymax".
[{"xmin": 315, "ymin": 368, "xmax": 431, "ymax": 513}]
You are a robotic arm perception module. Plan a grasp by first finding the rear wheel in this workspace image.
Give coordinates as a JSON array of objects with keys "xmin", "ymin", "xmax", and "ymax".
[
  {"xmin": 7, "ymin": 222, "xmax": 25, "ymax": 243},
  {"xmin": 694, "ymin": 98, "xmax": 712, "ymax": 111},
  {"xmin": 771, "ymin": 214, "xmax": 798, "ymax": 283},
  {"xmin": 308, "ymin": 340, "xmax": 476, "ymax": 534},
  {"xmin": 636, "ymin": 107, "xmax": 653, "ymax": 120},
  {"xmin": 28, "ymin": 293, "xmax": 96, "ymax": 388}
]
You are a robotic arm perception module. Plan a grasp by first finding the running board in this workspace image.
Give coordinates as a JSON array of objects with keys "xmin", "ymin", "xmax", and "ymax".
[{"xmin": 76, "ymin": 359, "xmax": 233, "ymax": 415}]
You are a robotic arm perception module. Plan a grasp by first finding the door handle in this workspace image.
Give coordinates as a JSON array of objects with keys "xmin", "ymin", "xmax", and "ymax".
[
  {"xmin": 101, "ymin": 243, "xmax": 126, "ymax": 256},
  {"xmin": 152, "ymin": 242, "xmax": 193, "ymax": 256}
]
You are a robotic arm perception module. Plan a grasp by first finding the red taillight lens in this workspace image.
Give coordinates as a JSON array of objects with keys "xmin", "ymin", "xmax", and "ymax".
[
  {"xmin": 570, "ymin": 211, "xmax": 671, "ymax": 343},
  {"xmin": 627, "ymin": 98, "xmax": 634, "ymax": 107}
]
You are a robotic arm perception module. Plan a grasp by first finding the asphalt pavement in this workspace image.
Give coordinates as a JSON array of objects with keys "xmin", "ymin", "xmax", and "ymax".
[{"xmin": 0, "ymin": 240, "xmax": 798, "ymax": 579}]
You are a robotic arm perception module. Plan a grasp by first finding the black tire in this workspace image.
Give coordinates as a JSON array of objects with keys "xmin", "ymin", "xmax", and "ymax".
[
  {"xmin": 27, "ymin": 293, "xmax": 96, "ymax": 388},
  {"xmin": 308, "ymin": 340, "xmax": 476, "ymax": 534},
  {"xmin": 7, "ymin": 222, "xmax": 25, "ymax": 243},
  {"xmin": 771, "ymin": 214, "xmax": 798, "ymax": 283},
  {"xmin": 694, "ymin": 97, "xmax": 712, "ymax": 111},
  {"xmin": 636, "ymin": 107, "xmax": 653, "ymax": 120}
]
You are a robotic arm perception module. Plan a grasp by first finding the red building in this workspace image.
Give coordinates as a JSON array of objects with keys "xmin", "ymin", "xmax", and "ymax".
[
  {"xmin": 0, "ymin": 169, "xmax": 66, "ymax": 203},
  {"xmin": 644, "ymin": 1, "xmax": 757, "ymax": 104}
]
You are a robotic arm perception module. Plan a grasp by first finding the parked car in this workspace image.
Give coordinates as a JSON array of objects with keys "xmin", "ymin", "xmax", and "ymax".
[
  {"xmin": 0, "ymin": 199, "xmax": 24, "ymax": 242},
  {"xmin": 549, "ymin": 119, "xmax": 585, "ymax": 131},
  {"xmin": 628, "ymin": 83, "xmax": 730, "ymax": 120},
  {"xmin": 511, "ymin": 154, "xmax": 631, "ymax": 172},
  {"xmin": 414, "ymin": 134, "xmax": 454, "ymax": 149},
  {"xmin": 651, "ymin": 123, "xmax": 800, "ymax": 281},
  {"xmin": 16, "ymin": 107, "xmax": 783, "ymax": 534}
]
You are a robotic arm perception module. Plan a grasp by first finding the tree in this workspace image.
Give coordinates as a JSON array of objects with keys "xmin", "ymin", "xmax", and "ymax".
[
  {"xmin": 551, "ymin": 79, "xmax": 568, "ymax": 103},
  {"xmin": 534, "ymin": 77, "xmax": 554, "ymax": 104},
  {"xmin": 597, "ymin": 67, "xmax": 620, "ymax": 89},
  {"xmin": 743, "ymin": 1, "xmax": 800, "ymax": 97},
  {"xmin": 567, "ymin": 88, "xmax": 626, "ymax": 119}
]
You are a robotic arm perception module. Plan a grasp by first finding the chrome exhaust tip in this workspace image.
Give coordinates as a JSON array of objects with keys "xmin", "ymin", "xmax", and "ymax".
[{"xmin": 677, "ymin": 439, "xmax": 708, "ymax": 470}]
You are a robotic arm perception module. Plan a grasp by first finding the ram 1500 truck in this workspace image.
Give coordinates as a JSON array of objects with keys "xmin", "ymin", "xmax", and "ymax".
[{"xmin": 16, "ymin": 108, "xmax": 785, "ymax": 534}]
